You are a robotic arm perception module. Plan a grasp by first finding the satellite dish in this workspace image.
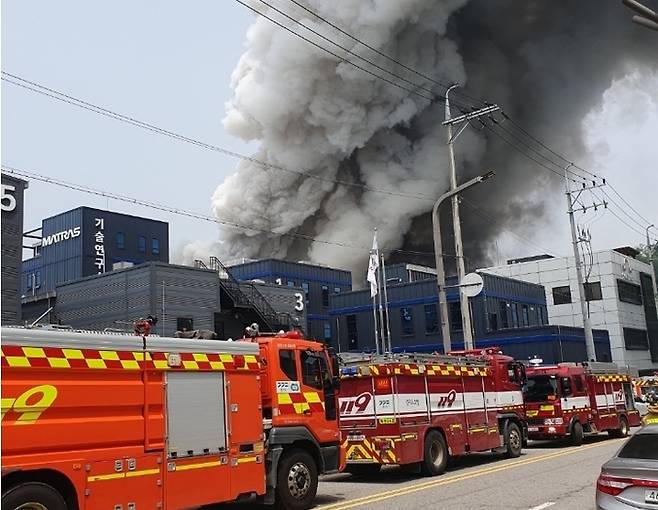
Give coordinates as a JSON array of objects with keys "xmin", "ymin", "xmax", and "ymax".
[{"xmin": 461, "ymin": 272, "xmax": 484, "ymax": 298}]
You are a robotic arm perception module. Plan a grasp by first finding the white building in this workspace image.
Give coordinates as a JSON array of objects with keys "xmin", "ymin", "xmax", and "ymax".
[{"xmin": 485, "ymin": 248, "xmax": 658, "ymax": 372}]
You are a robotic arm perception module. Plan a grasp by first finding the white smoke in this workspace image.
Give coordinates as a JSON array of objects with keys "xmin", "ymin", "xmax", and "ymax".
[{"xmin": 206, "ymin": 0, "xmax": 477, "ymax": 273}]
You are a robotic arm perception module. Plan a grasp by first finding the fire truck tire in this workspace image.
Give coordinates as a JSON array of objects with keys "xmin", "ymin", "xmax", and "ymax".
[
  {"xmin": 275, "ymin": 449, "xmax": 318, "ymax": 510},
  {"xmin": 504, "ymin": 422, "xmax": 523, "ymax": 458},
  {"xmin": 609, "ymin": 416, "xmax": 629, "ymax": 438},
  {"xmin": 2, "ymin": 482, "xmax": 67, "ymax": 510},
  {"xmin": 570, "ymin": 421, "xmax": 584, "ymax": 446},
  {"xmin": 421, "ymin": 430, "xmax": 448, "ymax": 477}
]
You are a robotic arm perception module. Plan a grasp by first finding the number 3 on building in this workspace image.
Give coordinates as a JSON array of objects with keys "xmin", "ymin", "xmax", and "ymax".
[
  {"xmin": 1, "ymin": 184, "xmax": 17, "ymax": 212},
  {"xmin": 294, "ymin": 292, "xmax": 304, "ymax": 312}
]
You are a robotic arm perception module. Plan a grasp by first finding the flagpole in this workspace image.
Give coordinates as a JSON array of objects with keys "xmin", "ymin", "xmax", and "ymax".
[
  {"xmin": 368, "ymin": 228, "xmax": 381, "ymax": 355},
  {"xmin": 372, "ymin": 292, "xmax": 380, "ymax": 355},
  {"xmin": 381, "ymin": 252, "xmax": 392, "ymax": 354},
  {"xmin": 377, "ymin": 255, "xmax": 385, "ymax": 356}
]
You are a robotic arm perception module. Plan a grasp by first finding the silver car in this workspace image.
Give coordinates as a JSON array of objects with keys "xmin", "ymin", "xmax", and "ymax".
[{"xmin": 596, "ymin": 425, "xmax": 658, "ymax": 509}]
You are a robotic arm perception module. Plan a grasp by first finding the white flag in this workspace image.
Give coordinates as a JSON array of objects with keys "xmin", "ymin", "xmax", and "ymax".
[{"xmin": 367, "ymin": 232, "xmax": 379, "ymax": 298}]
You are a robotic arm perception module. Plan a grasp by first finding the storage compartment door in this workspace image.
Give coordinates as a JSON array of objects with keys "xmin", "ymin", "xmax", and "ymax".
[{"xmin": 166, "ymin": 371, "xmax": 227, "ymax": 458}]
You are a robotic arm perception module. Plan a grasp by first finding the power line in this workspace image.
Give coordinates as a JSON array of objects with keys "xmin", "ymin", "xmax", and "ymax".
[
  {"xmin": 2, "ymin": 73, "xmax": 571, "ymax": 258},
  {"xmin": 1, "ymin": 72, "xmax": 435, "ymax": 202},
  {"xmin": 1, "ymin": 163, "xmax": 468, "ymax": 259},
  {"xmin": 280, "ymin": 0, "xmax": 488, "ymax": 108},
  {"xmin": 251, "ymin": 0, "xmax": 478, "ymax": 112}
]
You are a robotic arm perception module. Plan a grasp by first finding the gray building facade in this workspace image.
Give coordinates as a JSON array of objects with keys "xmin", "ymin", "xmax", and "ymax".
[
  {"xmin": 330, "ymin": 267, "xmax": 612, "ymax": 363},
  {"xmin": 23, "ymin": 262, "xmax": 306, "ymax": 340},
  {"xmin": 1, "ymin": 174, "xmax": 28, "ymax": 324},
  {"xmin": 227, "ymin": 258, "xmax": 352, "ymax": 342}
]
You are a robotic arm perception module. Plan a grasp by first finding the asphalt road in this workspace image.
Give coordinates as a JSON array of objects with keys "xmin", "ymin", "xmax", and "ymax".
[
  {"xmin": 221, "ymin": 432, "xmax": 630, "ymax": 510},
  {"xmin": 315, "ymin": 435, "xmax": 627, "ymax": 510}
]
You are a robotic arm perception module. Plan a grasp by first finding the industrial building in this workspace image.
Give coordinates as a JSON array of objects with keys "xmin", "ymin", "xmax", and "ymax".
[
  {"xmin": 22, "ymin": 206, "xmax": 169, "ymax": 298},
  {"xmin": 330, "ymin": 264, "xmax": 611, "ymax": 364},
  {"xmin": 1, "ymin": 173, "xmax": 28, "ymax": 325},
  {"xmin": 25, "ymin": 261, "xmax": 306, "ymax": 339},
  {"xmin": 227, "ymin": 258, "xmax": 352, "ymax": 342},
  {"xmin": 485, "ymin": 248, "xmax": 658, "ymax": 372}
]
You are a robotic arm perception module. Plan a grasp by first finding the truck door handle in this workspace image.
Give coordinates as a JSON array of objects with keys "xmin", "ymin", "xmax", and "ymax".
[{"xmin": 303, "ymin": 409, "xmax": 312, "ymax": 415}]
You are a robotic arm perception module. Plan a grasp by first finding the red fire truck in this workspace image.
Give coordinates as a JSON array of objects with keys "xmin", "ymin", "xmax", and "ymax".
[
  {"xmin": 1, "ymin": 325, "xmax": 343, "ymax": 510},
  {"xmin": 524, "ymin": 362, "xmax": 641, "ymax": 444},
  {"xmin": 339, "ymin": 347, "xmax": 527, "ymax": 476}
]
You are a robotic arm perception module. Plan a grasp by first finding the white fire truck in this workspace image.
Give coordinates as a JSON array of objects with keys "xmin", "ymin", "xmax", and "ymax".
[{"xmin": 339, "ymin": 348, "xmax": 527, "ymax": 476}]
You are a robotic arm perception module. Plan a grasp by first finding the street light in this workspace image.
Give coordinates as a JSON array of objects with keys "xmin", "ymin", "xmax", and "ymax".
[
  {"xmin": 622, "ymin": 0, "xmax": 658, "ymax": 31},
  {"xmin": 433, "ymin": 171, "xmax": 495, "ymax": 355}
]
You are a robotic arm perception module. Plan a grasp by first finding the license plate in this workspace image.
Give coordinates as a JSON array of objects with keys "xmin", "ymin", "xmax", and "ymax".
[
  {"xmin": 348, "ymin": 434, "xmax": 365, "ymax": 442},
  {"xmin": 528, "ymin": 426, "xmax": 539, "ymax": 432},
  {"xmin": 646, "ymin": 489, "xmax": 658, "ymax": 504}
]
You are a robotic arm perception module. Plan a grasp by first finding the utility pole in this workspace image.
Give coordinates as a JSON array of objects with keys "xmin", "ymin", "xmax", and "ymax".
[
  {"xmin": 646, "ymin": 224, "xmax": 657, "ymax": 298},
  {"xmin": 433, "ymin": 171, "xmax": 495, "ymax": 354},
  {"xmin": 564, "ymin": 165, "xmax": 606, "ymax": 362},
  {"xmin": 443, "ymin": 86, "xmax": 500, "ymax": 349}
]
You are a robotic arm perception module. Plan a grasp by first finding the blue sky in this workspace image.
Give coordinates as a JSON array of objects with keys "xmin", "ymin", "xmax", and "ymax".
[{"xmin": 2, "ymin": 1, "xmax": 255, "ymax": 258}]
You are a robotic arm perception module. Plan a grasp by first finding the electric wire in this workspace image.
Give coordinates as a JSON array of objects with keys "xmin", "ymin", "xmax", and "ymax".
[{"xmin": 1, "ymin": 163, "xmax": 467, "ymax": 259}]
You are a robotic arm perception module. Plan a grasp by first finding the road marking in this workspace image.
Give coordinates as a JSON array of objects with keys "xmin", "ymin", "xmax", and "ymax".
[
  {"xmin": 321, "ymin": 440, "xmax": 622, "ymax": 510},
  {"xmin": 528, "ymin": 503, "xmax": 556, "ymax": 510}
]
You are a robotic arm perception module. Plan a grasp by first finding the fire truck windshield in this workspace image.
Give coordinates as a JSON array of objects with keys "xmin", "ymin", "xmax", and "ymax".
[{"xmin": 523, "ymin": 375, "xmax": 558, "ymax": 402}]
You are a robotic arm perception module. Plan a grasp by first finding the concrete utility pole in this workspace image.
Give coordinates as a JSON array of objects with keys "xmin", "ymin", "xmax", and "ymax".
[
  {"xmin": 564, "ymin": 166, "xmax": 598, "ymax": 362},
  {"xmin": 433, "ymin": 172, "xmax": 495, "ymax": 355},
  {"xmin": 646, "ymin": 224, "xmax": 657, "ymax": 298},
  {"xmin": 443, "ymin": 86, "xmax": 500, "ymax": 349}
]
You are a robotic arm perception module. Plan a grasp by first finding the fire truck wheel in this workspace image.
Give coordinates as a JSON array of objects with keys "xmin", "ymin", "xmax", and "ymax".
[
  {"xmin": 2, "ymin": 482, "xmax": 67, "ymax": 510},
  {"xmin": 275, "ymin": 449, "xmax": 318, "ymax": 510},
  {"xmin": 421, "ymin": 430, "xmax": 448, "ymax": 477},
  {"xmin": 504, "ymin": 422, "xmax": 522, "ymax": 458},
  {"xmin": 570, "ymin": 421, "xmax": 584, "ymax": 446},
  {"xmin": 609, "ymin": 416, "xmax": 629, "ymax": 438}
]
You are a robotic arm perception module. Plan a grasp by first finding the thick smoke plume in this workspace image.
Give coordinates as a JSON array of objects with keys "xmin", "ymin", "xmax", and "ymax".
[{"xmin": 189, "ymin": 0, "xmax": 657, "ymax": 277}]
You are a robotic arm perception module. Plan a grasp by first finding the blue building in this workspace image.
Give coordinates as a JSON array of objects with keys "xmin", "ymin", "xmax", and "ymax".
[
  {"xmin": 227, "ymin": 258, "xmax": 352, "ymax": 342},
  {"xmin": 330, "ymin": 264, "xmax": 612, "ymax": 363},
  {"xmin": 22, "ymin": 207, "xmax": 169, "ymax": 297}
]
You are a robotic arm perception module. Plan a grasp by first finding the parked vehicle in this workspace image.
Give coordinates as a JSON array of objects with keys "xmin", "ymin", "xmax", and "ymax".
[
  {"xmin": 524, "ymin": 362, "xmax": 641, "ymax": 445},
  {"xmin": 339, "ymin": 347, "xmax": 527, "ymax": 476},
  {"xmin": 596, "ymin": 425, "xmax": 658, "ymax": 509},
  {"xmin": 1, "ymin": 324, "xmax": 343, "ymax": 510}
]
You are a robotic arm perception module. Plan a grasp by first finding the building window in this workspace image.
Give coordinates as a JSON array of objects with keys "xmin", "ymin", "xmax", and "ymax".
[
  {"xmin": 623, "ymin": 328, "xmax": 649, "ymax": 350},
  {"xmin": 424, "ymin": 304, "xmax": 439, "ymax": 334},
  {"xmin": 347, "ymin": 314, "xmax": 358, "ymax": 350},
  {"xmin": 321, "ymin": 285, "xmax": 329, "ymax": 307},
  {"xmin": 400, "ymin": 307, "xmax": 414, "ymax": 336},
  {"xmin": 301, "ymin": 282, "xmax": 310, "ymax": 303},
  {"xmin": 152, "ymin": 238, "xmax": 160, "ymax": 255},
  {"xmin": 552, "ymin": 285, "xmax": 572, "ymax": 305},
  {"xmin": 138, "ymin": 236, "xmax": 147, "ymax": 253},
  {"xmin": 116, "ymin": 232, "xmax": 125, "ymax": 249},
  {"xmin": 521, "ymin": 305, "xmax": 530, "ymax": 327},
  {"xmin": 287, "ymin": 280, "xmax": 296, "ymax": 287},
  {"xmin": 323, "ymin": 322, "xmax": 331, "ymax": 341},
  {"xmin": 449, "ymin": 301, "xmax": 462, "ymax": 332},
  {"xmin": 584, "ymin": 281, "xmax": 602, "ymax": 301},
  {"xmin": 176, "ymin": 317, "xmax": 193, "ymax": 332},
  {"xmin": 511, "ymin": 303, "xmax": 519, "ymax": 328},
  {"xmin": 26, "ymin": 273, "xmax": 32, "ymax": 291},
  {"xmin": 488, "ymin": 312, "xmax": 498, "ymax": 332},
  {"xmin": 618, "ymin": 280, "xmax": 642, "ymax": 305},
  {"xmin": 35, "ymin": 271, "xmax": 41, "ymax": 289},
  {"xmin": 499, "ymin": 301, "xmax": 510, "ymax": 329},
  {"xmin": 279, "ymin": 349, "xmax": 298, "ymax": 381},
  {"xmin": 334, "ymin": 286, "xmax": 341, "ymax": 294}
]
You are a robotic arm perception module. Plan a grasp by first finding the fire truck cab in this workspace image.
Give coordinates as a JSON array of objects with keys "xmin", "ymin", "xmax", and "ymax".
[
  {"xmin": 339, "ymin": 347, "xmax": 527, "ymax": 476},
  {"xmin": 524, "ymin": 362, "xmax": 641, "ymax": 445},
  {"xmin": 1, "ymin": 325, "xmax": 342, "ymax": 510}
]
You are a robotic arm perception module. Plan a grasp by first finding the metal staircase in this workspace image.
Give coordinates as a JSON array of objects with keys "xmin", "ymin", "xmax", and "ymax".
[{"xmin": 194, "ymin": 256, "xmax": 291, "ymax": 332}]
